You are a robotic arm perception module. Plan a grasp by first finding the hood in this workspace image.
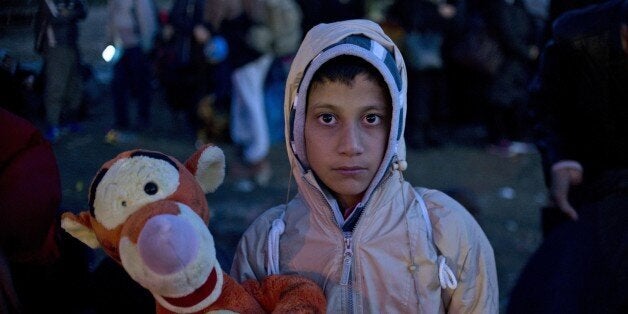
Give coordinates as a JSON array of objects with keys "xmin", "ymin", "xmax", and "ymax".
[{"xmin": 284, "ymin": 19, "xmax": 408, "ymax": 215}]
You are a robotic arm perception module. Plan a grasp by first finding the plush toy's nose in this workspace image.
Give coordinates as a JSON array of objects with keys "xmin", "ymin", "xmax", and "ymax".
[{"xmin": 137, "ymin": 214, "xmax": 199, "ymax": 275}]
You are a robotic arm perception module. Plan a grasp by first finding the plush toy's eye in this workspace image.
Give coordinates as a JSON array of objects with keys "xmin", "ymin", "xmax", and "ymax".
[{"xmin": 144, "ymin": 182, "xmax": 158, "ymax": 195}]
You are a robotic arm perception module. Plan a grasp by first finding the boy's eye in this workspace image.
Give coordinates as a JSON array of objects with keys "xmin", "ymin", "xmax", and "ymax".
[
  {"xmin": 364, "ymin": 114, "xmax": 382, "ymax": 125},
  {"xmin": 317, "ymin": 113, "xmax": 336, "ymax": 124}
]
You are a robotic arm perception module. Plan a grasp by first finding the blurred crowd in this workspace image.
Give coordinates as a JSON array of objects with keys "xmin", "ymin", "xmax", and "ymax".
[
  {"xmin": 0, "ymin": 0, "xmax": 556, "ymax": 184},
  {"xmin": 1, "ymin": 0, "xmax": 553, "ymax": 190},
  {"xmin": 1, "ymin": 0, "xmax": 626, "ymax": 312}
]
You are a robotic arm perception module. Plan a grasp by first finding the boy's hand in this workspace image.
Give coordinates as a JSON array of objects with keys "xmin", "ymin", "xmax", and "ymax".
[{"xmin": 550, "ymin": 167, "xmax": 583, "ymax": 220}]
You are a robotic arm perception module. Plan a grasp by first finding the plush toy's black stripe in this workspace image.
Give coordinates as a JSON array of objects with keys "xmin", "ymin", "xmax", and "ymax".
[
  {"xmin": 89, "ymin": 168, "xmax": 108, "ymax": 216},
  {"xmin": 130, "ymin": 151, "xmax": 178, "ymax": 170}
]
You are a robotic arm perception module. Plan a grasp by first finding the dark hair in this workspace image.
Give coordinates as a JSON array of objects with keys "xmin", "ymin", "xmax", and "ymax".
[{"xmin": 308, "ymin": 55, "xmax": 390, "ymax": 102}]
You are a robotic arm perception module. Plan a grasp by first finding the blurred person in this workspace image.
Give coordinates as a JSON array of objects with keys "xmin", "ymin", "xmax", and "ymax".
[
  {"xmin": 230, "ymin": 20, "xmax": 498, "ymax": 312},
  {"xmin": 443, "ymin": 0, "xmax": 498, "ymax": 130},
  {"xmin": 530, "ymin": 0, "xmax": 627, "ymax": 231},
  {"xmin": 484, "ymin": 0, "xmax": 540, "ymax": 157},
  {"xmin": 34, "ymin": 0, "xmax": 87, "ymax": 143},
  {"xmin": 387, "ymin": 0, "xmax": 458, "ymax": 149},
  {"xmin": 296, "ymin": 0, "xmax": 366, "ymax": 34},
  {"xmin": 0, "ymin": 108, "xmax": 90, "ymax": 313},
  {"xmin": 156, "ymin": 0, "xmax": 211, "ymax": 140},
  {"xmin": 541, "ymin": 0, "xmax": 607, "ymax": 43},
  {"xmin": 229, "ymin": 0, "xmax": 302, "ymax": 191},
  {"xmin": 187, "ymin": 0, "xmax": 241, "ymax": 144},
  {"xmin": 106, "ymin": 0, "xmax": 159, "ymax": 142},
  {"xmin": 508, "ymin": 1, "xmax": 628, "ymax": 312},
  {"xmin": 155, "ymin": 0, "xmax": 251, "ymax": 146}
]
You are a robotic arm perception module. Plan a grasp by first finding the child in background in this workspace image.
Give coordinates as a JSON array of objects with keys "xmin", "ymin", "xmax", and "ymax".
[{"xmin": 230, "ymin": 19, "xmax": 498, "ymax": 312}]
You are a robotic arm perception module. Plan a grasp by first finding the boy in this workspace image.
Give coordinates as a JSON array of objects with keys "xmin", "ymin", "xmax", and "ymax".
[{"xmin": 230, "ymin": 19, "xmax": 498, "ymax": 312}]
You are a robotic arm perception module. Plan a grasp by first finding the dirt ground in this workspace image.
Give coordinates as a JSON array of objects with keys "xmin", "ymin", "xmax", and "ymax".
[{"xmin": 1, "ymin": 4, "xmax": 547, "ymax": 311}]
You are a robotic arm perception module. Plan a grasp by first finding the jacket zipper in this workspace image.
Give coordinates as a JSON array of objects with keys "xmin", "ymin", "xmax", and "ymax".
[
  {"xmin": 341, "ymin": 232, "xmax": 354, "ymax": 312},
  {"xmin": 303, "ymin": 175, "xmax": 356, "ymax": 312},
  {"xmin": 338, "ymin": 173, "xmax": 392, "ymax": 311},
  {"xmin": 303, "ymin": 171, "xmax": 392, "ymax": 312},
  {"xmin": 340, "ymin": 233, "xmax": 353, "ymax": 285}
]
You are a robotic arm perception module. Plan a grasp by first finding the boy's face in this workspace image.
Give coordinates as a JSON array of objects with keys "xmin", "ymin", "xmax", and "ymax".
[{"xmin": 305, "ymin": 73, "xmax": 391, "ymax": 210}]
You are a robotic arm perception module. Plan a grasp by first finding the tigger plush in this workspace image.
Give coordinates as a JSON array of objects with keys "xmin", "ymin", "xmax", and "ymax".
[{"xmin": 61, "ymin": 145, "xmax": 325, "ymax": 313}]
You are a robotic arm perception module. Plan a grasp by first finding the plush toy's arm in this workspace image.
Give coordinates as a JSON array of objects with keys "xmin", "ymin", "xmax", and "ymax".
[
  {"xmin": 211, "ymin": 275, "xmax": 265, "ymax": 313},
  {"xmin": 60, "ymin": 211, "xmax": 100, "ymax": 249},
  {"xmin": 242, "ymin": 274, "xmax": 326, "ymax": 313}
]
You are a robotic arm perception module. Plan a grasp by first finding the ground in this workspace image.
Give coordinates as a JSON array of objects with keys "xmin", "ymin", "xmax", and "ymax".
[{"xmin": 0, "ymin": 4, "xmax": 546, "ymax": 311}]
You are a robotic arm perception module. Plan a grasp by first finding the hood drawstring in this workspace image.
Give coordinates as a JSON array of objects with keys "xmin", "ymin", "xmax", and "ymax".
[
  {"xmin": 400, "ymin": 167, "xmax": 458, "ymax": 290},
  {"xmin": 415, "ymin": 191, "xmax": 458, "ymax": 290},
  {"xmin": 266, "ymin": 211, "xmax": 286, "ymax": 275}
]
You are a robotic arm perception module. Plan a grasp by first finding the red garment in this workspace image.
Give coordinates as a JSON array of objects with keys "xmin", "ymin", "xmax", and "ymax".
[{"xmin": 0, "ymin": 108, "xmax": 60, "ymax": 264}]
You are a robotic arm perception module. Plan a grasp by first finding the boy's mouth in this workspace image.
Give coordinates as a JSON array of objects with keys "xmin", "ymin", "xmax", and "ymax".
[{"xmin": 334, "ymin": 166, "xmax": 367, "ymax": 175}]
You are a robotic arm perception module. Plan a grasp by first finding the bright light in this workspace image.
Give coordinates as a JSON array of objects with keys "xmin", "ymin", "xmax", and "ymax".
[{"xmin": 102, "ymin": 45, "xmax": 116, "ymax": 62}]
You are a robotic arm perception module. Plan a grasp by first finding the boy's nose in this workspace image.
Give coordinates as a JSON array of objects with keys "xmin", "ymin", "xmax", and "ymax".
[{"xmin": 337, "ymin": 123, "xmax": 363, "ymax": 156}]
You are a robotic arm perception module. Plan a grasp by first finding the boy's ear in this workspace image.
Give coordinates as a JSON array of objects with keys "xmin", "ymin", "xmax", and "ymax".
[{"xmin": 61, "ymin": 211, "xmax": 100, "ymax": 249}]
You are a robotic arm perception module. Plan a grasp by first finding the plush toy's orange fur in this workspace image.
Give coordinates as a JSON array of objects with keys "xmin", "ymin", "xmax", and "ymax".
[{"xmin": 61, "ymin": 145, "xmax": 325, "ymax": 313}]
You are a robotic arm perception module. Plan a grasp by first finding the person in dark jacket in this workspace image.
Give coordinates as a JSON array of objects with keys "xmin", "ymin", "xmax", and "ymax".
[
  {"xmin": 0, "ymin": 108, "xmax": 93, "ymax": 313},
  {"xmin": 162, "ymin": 0, "xmax": 209, "ymax": 121},
  {"xmin": 34, "ymin": 0, "xmax": 87, "ymax": 143},
  {"xmin": 541, "ymin": 0, "xmax": 608, "ymax": 44},
  {"xmin": 0, "ymin": 108, "xmax": 61, "ymax": 310},
  {"xmin": 105, "ymin": 0, "xmax": 158, "ymax": 143},
  {"xmin": 531, "ymin": 0, "xmax": 627, "ymax": 223},
  {"xmin": 507, "ymin": 1, "xmax": 628, "ymax": 312}
]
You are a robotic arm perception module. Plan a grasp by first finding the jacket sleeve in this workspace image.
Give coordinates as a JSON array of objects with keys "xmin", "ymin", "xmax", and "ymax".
[
  {"xmin": 529, "ymin": 39, "xmax": 581, "ymax": 183},
  {"xmin": 446, "ymin": 221, "xmax": 499, "ymax": 313},
  {"xmin": 422, "ymin": 189, "xmax": 499, "ymax": 313},
  {"xmin": 230, "ymin": 206, "xmax": 286, "ymax": 282}
]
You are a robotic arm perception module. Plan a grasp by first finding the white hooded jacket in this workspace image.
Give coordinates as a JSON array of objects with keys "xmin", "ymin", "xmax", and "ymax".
[{"xmin": 230, "ymin": 19, "xmax": 499, "ymax": 313}]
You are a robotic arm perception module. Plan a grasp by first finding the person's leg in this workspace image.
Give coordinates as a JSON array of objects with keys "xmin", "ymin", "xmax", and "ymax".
[
  {"xmin": 127, "ymin": 47, "xmax": 152, "ymax": 129},
  {"xmin": 111, "ymin": 51, "xmax": 131, "ymax": 129},
  {"xmin": 209, "ymin": 59, "xmax": 233, "ymax": 114},
  {"xmin": 405, "ymin": 68, "xmax": 426, "ymax": 149},
  {"xmin": 61, "ymin": 47, "xmax": 83, "ymax": 127},
  {"xmin": 43, "ymin": 47, "xmax": 69, "ymax": 139},
  {"xmin": 432, "ymin": 69, "xmax": 451, "ymax": 136},
  {"xmin": 486, "ymin": 101, "xmax": 507, "ymax": 145}
]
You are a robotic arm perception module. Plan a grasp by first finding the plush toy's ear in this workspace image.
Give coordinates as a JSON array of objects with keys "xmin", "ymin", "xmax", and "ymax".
[
  {"xmin": 61, "ymin": 211, "xmax": 101, "ymax": 249},
  {"xmin": 185, "ymin": 145, "xmax": 225, "ymax": 193}
]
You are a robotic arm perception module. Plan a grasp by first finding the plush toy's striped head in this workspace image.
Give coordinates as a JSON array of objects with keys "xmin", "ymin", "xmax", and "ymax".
[{"xmin": 62, "ymin": 145, "xmax": 227, "ymax": 313}]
